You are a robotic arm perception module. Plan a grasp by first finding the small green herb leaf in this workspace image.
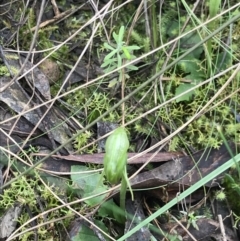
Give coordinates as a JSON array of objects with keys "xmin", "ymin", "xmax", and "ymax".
[
  {"xmin": 123, "ymin": 45, "xmax": 141, "ymax": 51},
  {"xmin": 101, "ymin": 57, "xmax": 117, "ymax": 68},
  {"xmin": 118, "ymin": 26, "xmax": 125, "ymax": 43},
  {"xmin": 126, "ymin": 64, "xmax": 139, "ymax": 70},
  {"xmin": 122, "ymin": 46, "xmax": 131, "ymax": 59},
  {"xmin": 98, "ymin": 199, "xmax": 125, "ymax": 222},
  {"xmin": 108, "ymin": 79, "xmax": 118, "ymax": 87},
  {"xmin": 104, "ymin": 49, "xmax": 118, "ymax": 61},
  {"xmin": 71, "ymin": 165, "xmax": 107, "ymax": 206},
  {"xmin": 101, "ymin": 25, "xmax": 140, "ymax": 83},
  {"xmin": 72, "ymin": 220, "xmax": 108, "ymax": 241},
  {"xmin": 175, "ymin": 83, "xmax": 195, "ymax": 102},
  {"xmin": 103, "ymin": 42, "xmax": 115, "ymax": 51}
]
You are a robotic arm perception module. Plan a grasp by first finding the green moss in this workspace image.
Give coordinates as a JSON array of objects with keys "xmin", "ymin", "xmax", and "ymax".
[
  {"xmin": 223, "ymin": 173, "xmax": 240, "ymax": 215},
  {"xmin": 0, "ymin": 65, "xmax": 10, "ymax": 76},
  {"xmin": 0, "ymin": 174, "xmax": 74, "ymax": 241}
]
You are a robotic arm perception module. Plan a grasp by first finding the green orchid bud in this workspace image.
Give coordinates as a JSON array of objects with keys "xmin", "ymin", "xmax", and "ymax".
[{"xmin": 104, "ymin": 127, "xmax": 129, "ymax": 184}]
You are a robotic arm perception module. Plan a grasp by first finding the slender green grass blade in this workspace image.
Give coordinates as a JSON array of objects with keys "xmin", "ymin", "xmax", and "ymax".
[{"xmin": 118, "ymin": 153, "xmax": 240, "ymax": 241}]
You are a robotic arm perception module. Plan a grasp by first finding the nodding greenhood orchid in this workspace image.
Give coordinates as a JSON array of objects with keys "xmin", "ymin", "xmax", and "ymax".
[
  {"xmin": 104, "ymin": 127, "xmax": 129, "ymax": 184},
  {"xmin": 103, "ymin": 127, "xmax": 133, "ymax": 212}
]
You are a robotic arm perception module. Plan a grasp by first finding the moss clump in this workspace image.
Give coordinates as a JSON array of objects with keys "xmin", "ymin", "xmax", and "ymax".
[{"xmin": 0, "ymin": 174, "xmax": 74, "ymax": 240}]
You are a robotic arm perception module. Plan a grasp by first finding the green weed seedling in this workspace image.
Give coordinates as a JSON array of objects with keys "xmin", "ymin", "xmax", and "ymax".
[
  {"xmin": 101, "ymin": 26, "xmax": 140, "ymax": 87},
  {"xmin": 233, "ymin": 212, "xmax": 240, "ymax": 229},
  {"xmin": 180, "ymin": 211, "xmax": 205, "ymax": 230}
]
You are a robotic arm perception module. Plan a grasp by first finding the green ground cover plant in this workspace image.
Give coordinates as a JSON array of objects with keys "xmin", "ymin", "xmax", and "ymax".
[{"xmin": 101, "ymin": 26, "xmax": 140, "ymax": 87}]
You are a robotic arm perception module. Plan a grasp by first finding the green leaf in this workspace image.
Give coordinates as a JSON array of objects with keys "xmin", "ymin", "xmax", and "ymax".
[
  {"xmin": 72, "ymin": 225, "xmax": 99, "ymax": 241},
  {"xmin": 101, "ymin": 57, "xmax": 117, "ymax": 68},
  {"xmin": 125, "ymin": 64, "xmax": 138, "ymax": 71},
  {"xmin": 72, "ymin": 220, "xmax": 108, "ymax": 241},
  {"xmin": 209, "ymin": 0, "xmax": 221, "ymax": 18},
  {"xmin": 103, "ymin": 42, "xmax": 115, "ymax": 51},
  {"xmin": 108, "ymin": 79, "xmax": 118, "ymax": 87},
  {"xmin": 98, "ymin": 199, "xmax": 125, "ymax": 222},
  {"xmin": 175, "ymin": 83, "xmax": 195, "ymax": 102},
  {"xmin": 44, "ymin": 176, "xmax": 68, "ymax": 194},
  {"xmin": 104, "ymin": 64, "xmax": 117, "ymax": 72},
  {"xmin": 104, "ymin": 49, "xmax": 118, "ymax": 61},
  {"xmin": 123, "ymin": 45, "xmax": 141, "ymax": 51},
  {"xmin": 180, "ymin": 32, "xmax": 203, "ymax": 59},
  {"xmin": 177, "ymin": 58, "xmax": 205, "ymax": 77},
  {"xmin": 122, "ymin": 46, "xmax": 131, "ymax": 60},
  {"xmin": 167, "ymin": 21, "xmax": 203, "ymax": 59},
  {"xmin": 103, "ymin": 65, "xmax": 117, "ymax": 74},
  {"xmin": 71, "ymin": 166, "xmax": 107, "ymax": 206},
  {"xmin": 118, "ymin": 26, "xmax": 125, "ymax": 43},
  {"xmin": 117, "ymin": 53, "xmax": 122, "ymax": 68},
  {"xmin": 113, "ymin": 31, "xmax": 119, "ymax": 44},
  {"xmin": 175, "ymin": 68, "xmax": 204, "ymax": 102}
]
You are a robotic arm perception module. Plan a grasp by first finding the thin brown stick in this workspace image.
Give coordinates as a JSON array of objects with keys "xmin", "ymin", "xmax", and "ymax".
[{"xmin": 33, "ymin": 151, "xmax": 183, "ymax": 164}]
